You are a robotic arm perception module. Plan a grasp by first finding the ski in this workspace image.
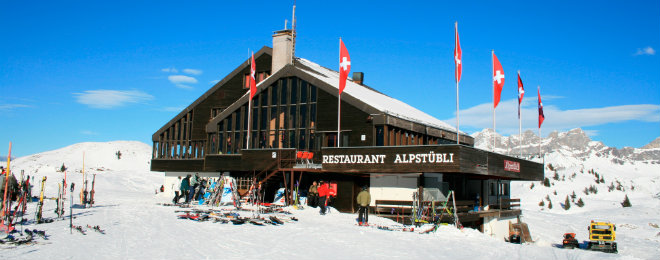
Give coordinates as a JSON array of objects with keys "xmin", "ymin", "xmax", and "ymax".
[
  {"xmin": 89, "ymin": 174, "xmax": 96, "ymax": 206},
  {"xmin": 87, "ymin": 225, "xmax": 105, "ymax": 234},
  {"xmin": 269, "ymin": 216, "xmax": 284, "ymax": 225},
  {"xmin": 71, "ymin": 224, "xmax": 86, "ymax": 235},
  {"xmin": 35, "ymin": 176, "xmax": 47, "ymax": 224}
]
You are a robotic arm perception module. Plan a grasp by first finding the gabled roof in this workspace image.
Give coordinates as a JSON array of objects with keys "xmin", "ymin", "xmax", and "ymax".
[
  {"xmin": 206, "ymin": 57, "xmax": 465, "ymax": 136},
  {"xmin": 296, "ymin": 58, "xmax": 462, "ymax": 134},
  {"xmin": 152, "ymin": 47, "xmax": 272, "ymax": 141}
]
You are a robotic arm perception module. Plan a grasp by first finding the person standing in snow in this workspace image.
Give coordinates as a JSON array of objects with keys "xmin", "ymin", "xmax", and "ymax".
[
  {"xmin": 181, "ymin": 175, "xmax": 191, "ymax": 203},
  {"xmin": 356, "ymin": 186, "xmax": 371, "ymax": 225},
  {"xmin": 308, "ymin": 181, "xmax": 318, "ymax": 208},
  {"xmin": 188, "ymin": 173, "xmax": 199, "ymax": 203},
  {"xmin": 173, "ymin": 176, "xmax": 181, "ymax": 204},
  {"xmin": 317, "ymin": 180, "xmax": 329, "ymax": 215}
]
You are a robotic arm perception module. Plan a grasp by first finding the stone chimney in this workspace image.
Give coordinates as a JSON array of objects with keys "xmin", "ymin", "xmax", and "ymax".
[
  {"xmin": 272, "ymin": 29, "xmax": 293, "ymax": 73},
  {"xmin": 352, "ymin": 72, "xmax": 364, "ymax": 85}
]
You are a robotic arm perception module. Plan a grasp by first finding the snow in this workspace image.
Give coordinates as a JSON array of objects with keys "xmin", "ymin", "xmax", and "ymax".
[
  {"xmin": 2, "ymin": 140, "xmax": 659, "ymax": 259},
  {"xmin": 296, "ymin": 58, "xmax": 463, "ymax": 135}
]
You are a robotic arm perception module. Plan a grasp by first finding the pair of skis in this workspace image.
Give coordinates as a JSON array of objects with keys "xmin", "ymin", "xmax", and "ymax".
[
  {"xmin": 35, "ymin": 177, "xmax": 47, "ymax": 223},
  {"xmin": 70, "ymin": 224, "xmax": 105, "ymax": 235}
]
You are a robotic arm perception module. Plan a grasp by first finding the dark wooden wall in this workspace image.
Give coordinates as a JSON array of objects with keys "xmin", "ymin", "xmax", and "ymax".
[{"xmin": 316, "ymin": 89, "xmax": 374, "ymax": 147}]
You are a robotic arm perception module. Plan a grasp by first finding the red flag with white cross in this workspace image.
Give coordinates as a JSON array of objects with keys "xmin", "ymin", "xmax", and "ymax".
[
  {"xmin": 517, "ymin": 71, "xmax": 524, "ymax": 118},
  {"xmin": 454, "ymin": 23, "xmax": 462, "ymax": 83},
  {"xmin": 249, "ymin": 52, "xmax": 256, "ymax": 100},
  {"xmin": 339, "ymin": 39, "xmax": 351, "ymax": 95},
  {"xmin": 538, "ymin": 86, "xmax": 545, "ymax": 128},
  {"xmin": 492, "ymin": 52, "xmax": 505, "ymax": 108}
]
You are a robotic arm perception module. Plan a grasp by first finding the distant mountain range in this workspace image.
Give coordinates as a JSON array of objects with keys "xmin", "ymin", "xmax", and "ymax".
[{"xmin": 472, "ymin": 128, "xmax": 660, "ymax": 165}]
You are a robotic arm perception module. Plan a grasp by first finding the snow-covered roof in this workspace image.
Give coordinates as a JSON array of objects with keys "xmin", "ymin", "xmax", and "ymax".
[{"xmin": 296, "ymin": 58, "xmax": 464, "ymax": 135}]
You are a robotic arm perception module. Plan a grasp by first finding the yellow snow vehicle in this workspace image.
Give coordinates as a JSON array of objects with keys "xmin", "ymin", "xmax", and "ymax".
[{"xmin": 586, "ymin": 220, "xmax": 617, "ymax": 253}]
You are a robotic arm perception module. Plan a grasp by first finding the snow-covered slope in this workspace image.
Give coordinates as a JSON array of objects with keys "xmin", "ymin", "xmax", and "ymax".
[{"xmin": 7, "ymin": 141, "xmax": 160, "ymax": 197}]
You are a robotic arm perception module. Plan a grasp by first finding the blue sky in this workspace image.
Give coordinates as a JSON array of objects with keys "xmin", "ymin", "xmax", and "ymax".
[{"xmin": 1, "ymin": 1, "xmax": 659, "ymax": 157}]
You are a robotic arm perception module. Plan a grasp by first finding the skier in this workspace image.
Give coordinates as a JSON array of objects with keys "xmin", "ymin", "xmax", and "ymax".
[
  {"xmin": 356, "ymin": 186, "xmax": 371, "ymax": 226},
  {"xmin": 307, "ymin": 181, "xmax": 318, "ymax": 208},
  {"xmin": 317, "ymin": 180, "xmax": 329, "ymax": 215},
  {"xmin": 173, "ymin": 176, "xmax": 182, "ymax": 204}
]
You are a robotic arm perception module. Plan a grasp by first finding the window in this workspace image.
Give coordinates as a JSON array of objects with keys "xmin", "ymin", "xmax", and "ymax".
[
  {"xmin": 310, "ymin": 85, "xmax": 317, "ymax": 102},
  {"xmin": 270, "ymin": 107, "xmax": 277, "ymax": 131},
  {"xmin": 501, "ymin": 183, "xmax": 509, "ymax": 196},
  {"xmin": 234, "ymin": 132, "xmax": 241, "ymax": 153},
  {"xmin": 243, "ymin": 74, "xmax": 250, "ymax": 89},
  {"xmin": 310, "ymin": 104, "xmax": 316, "ymax": 129},
  {"xmin": 271, "ymin": 84, "xmax": 278, "ymax": 105},
  {"xmin": 290, "ymin": 78, "xmax": 298, "ymax": 104},
  {"xmin": 300, "ymin": 105, "xmax": 307, "ymax": 129},
  {"xmin": 280, "ymin": 78, "xmax": 288, "ymax": 104},
  {"xmin": 235, "ymin": 110, "xmax": 241, "ymax": 132},
  {"xmin": 301, "ymin": 81, "xmax": 308, "ymax": 103},
  {"xmin": 298, "ymin": 130, "xmax": 306, "ymax": 150},
  {"xmin": 226, "ymin": 115, "xmax": 233, "ymax": 134},
  {"xmin": 289, "ymin": 106, "xmax": 297, "ymax": 129},
  {"xmin": 288, "ymin": 130, "xmax": 296, "ymax": 148},
  {"xmin": 376, "ymin": 126, "xmax": 384, "ymax": 146},
  {"xmin": 260, "ymin": 107, "xmax": 267, "ymax": 130}
]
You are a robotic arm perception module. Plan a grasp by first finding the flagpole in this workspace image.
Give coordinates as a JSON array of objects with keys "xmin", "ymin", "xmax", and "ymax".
[
  {"xmin": 538, "ymin": 123, "xmax": 542, "ymax": 160},
  {"xmin": 247, "ymin": 50, "xmax": 252, "ymax": 150},
  {"xmin": 455, "ymin": 22, "xmax": 460, "ymax": 145},
  {"xmin": 337, "ymin": 38, "xmax": 341, "ymax": 148},
  {"xmin": 492, "ymin": 50, "xmax": 496, "ymax": 152},
  {"xmin": 518, "ymin": 70, "xmax": 522, "ymax": 158},
  {"xmin": 538, "ymin": 85, "xmax": 542, "ymax": 160},
  {"xmin": 247, "ymin": 95, "xmax": 252, "ymax": 149}
]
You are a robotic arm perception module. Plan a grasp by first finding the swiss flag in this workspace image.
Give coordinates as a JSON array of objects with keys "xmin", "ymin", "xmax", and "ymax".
[
  {"xmin": 454, "ymin": 22, "xmax": 462, "ymax": 83},
  {"xmin": 339, "ymin": 39, "xmax": 351, "ymax": 95},
  {"xmin": 249, "ymin": 52, "xmax": 257, "ymax": 100},
  {"xmin": 538, "ymin": 86, "xmax": 545, "ymax": 128},
  {"xmin": 492, "ymin": 52, "xmax": 505, "ymax": 108},
  {"xmin": 517, "ymin": 72, "xmax": 524, "ymax": 118}
]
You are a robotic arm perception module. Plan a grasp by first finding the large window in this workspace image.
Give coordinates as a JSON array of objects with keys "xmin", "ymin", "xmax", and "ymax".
[{"xmin": 214, "ymin": 77, "xmax": 318, "ymax": 152}]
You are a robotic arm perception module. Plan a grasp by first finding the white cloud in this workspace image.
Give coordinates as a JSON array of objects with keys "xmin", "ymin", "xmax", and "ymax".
[
  {"xmin": 162, "ymin": 106, "xmax": 184, "ymax": 112},
  {"xmin": 183, "ymin": 69, "xmax": 203, "ymax": 75},
  {"xmin": 162, "ymin": 67, "xmax": 178, "ymax": 73},
  {"xmin": 582, "ymin": 129, "xmax": 599, "ymax": 137},
  {"xmin": 74, "ymin": 90, "xmax": 154, "ymax": 109},
  {"xmin": 168, "ymin": 75, "xmax": 198, "ymax": 89},
  {"xmin": 0, "ymin": 104, "xmax": 30, "ymax": 111},
  {"xmin": 446, "ymin": 98, "xmax": 660, "ymax": 135},
  {"xmin": 209, "ymin": 80, "xmax": 219, "ymax": 85},
  {"xmin": 634, "ymin": 46, "xmax": 655, "ymax": 56}
]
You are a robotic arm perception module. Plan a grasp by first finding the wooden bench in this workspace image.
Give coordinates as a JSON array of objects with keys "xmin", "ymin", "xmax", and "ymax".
[{"xmin": 374, "ymin": 200, "xmax": 414, "ymax": 216}]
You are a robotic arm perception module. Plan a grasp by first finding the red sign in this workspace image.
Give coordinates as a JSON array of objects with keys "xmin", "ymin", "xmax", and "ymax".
[{"xmin": 504, "ymin": 160, "xmax": 520, "ymax": 172}]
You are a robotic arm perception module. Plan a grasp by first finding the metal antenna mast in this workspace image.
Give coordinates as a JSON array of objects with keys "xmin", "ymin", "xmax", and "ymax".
[{"xmin": 291, "ymin": 1, "xmax": 296, "ymax": 64}]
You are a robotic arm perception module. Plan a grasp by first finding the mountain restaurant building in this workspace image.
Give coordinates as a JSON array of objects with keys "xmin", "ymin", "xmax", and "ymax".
[{"xmin": 151, "ymin": 29, "xmax": 544, "ymax": 237}]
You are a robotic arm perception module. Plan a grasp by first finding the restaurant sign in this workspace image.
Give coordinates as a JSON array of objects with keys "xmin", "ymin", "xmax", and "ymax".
[{"xmin": 504, "ymin": 160, "xmax": 520, "ymax": 173}]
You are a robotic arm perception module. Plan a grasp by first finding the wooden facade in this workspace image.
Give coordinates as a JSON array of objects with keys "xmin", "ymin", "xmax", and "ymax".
[{"xmin": 151, "ymin": 44, "xmax": 544, "ymax": 219}]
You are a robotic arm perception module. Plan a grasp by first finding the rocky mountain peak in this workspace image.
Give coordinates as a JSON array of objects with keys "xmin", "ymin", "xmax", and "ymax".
[{"xmin": 642, "ymin": 137, "xmax": 660, "ymax": 149}]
